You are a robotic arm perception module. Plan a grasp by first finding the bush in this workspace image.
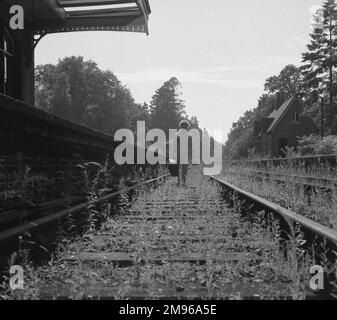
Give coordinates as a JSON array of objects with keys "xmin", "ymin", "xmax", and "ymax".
[
  {"xmin": 298, "ymin": 134, "xmax": 337, "ymax": 155},
  {"xmin": 297, "ymin": 134, "xmax": 321, "ymax": 155},
  {"xmin": 314, "ymin": 136, "xmax": 337, "ymax": 155}
]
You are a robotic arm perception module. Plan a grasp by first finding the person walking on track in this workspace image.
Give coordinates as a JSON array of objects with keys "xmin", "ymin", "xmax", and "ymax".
[{"xmin": 175, "ymin": 120, "xmax": 190, "ymax": 188}]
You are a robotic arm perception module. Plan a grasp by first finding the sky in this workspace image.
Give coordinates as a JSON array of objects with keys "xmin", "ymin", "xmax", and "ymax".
[{"xmin": 35, "ymin": 0, "xmax": 323, "ymax": 142}]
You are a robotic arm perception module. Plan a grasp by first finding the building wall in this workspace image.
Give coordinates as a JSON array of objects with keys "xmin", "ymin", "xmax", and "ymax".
[
  {"xmin": 271, "ymin": 99, "xmax": 319, "ymax": 156},
  {"xmin": 0, "ymin": 1, "xmax": 35, "ymax": 105},
  {"xmin": 0, "ymin": 94, "xmax": 117, "ymax": 159},
  {"xmin": 261, "ymin": 133, "xmax": 272, "ymax": 156}
]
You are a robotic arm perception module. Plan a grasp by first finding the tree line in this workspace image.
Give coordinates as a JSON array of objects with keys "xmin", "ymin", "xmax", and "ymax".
[
  {"xmin": 35, "ymin": 56, "xmax": 200, "ymax": 137},
  {"xmin": 225, "ymin": 0, "xmax": 337, "ymax": 159}
]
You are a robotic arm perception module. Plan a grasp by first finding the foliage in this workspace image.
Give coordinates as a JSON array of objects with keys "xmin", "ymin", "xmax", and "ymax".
[
  {"xmin": 301, "ymin": 0, "xmax": 337, "ymax": 129},
  {"xmin": 36, "ymin": 59, "xmax": 200, "ymax": 137},
  {"xmin": 298, "ymin": 134, "xmax": 337, "ymax": 155},
  {"xmin": 265, "ymin": 65, "xmax": 304, "ymax": 98},
  {"xmin": 315, "ymin": 135, "xmax": 337, "ymax": 154},
  {"xmin": 149, "ymin": 77, "xmax": 187, "ymax": 134},
  {"xmin": 222, "ymin": 161, "xmax": 337, "ymax": 229},
  {"xmin": 297, "ymin": 134, "xmax": 321, "ymax": 155},
  {"xmin": 35, "ymin": 56, "xmax": 146, "ymax": 135}
]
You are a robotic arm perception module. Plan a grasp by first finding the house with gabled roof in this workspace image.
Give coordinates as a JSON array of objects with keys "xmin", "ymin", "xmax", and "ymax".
[{"xmin": 254, "ymin": 95, "xmax": 319, "ymax": 157}]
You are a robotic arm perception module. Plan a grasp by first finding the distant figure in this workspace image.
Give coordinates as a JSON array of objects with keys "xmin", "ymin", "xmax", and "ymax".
[{"xmin": 175, "ymin": 120, "xmax": 190, "ymax": 188}]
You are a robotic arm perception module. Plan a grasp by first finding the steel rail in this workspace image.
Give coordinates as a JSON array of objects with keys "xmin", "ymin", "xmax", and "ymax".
[
  {"xmin": 0, "ymin": 174, "xmax": 169, "ymax": 243},
  {"xmin": 210, "ymin": 175, "xmax": 337, "ymax": 247}
]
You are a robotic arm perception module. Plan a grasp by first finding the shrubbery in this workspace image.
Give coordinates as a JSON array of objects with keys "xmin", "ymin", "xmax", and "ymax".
[{"xmin": 298, "ymin": 134, "xmax": 337, "ymax": 155}]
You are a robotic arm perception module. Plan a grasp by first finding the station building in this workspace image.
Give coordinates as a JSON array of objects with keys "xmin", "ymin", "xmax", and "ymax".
[
  {"xmin": 254, "ymin": 95, "xmax": 319, "ymax": 157},
  {"xmin": 0, "ymin": 0, "xmax": 151, "ymax": 158}
]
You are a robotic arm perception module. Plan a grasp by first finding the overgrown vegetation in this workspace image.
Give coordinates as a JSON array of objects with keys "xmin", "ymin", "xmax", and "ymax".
[
  {"xmin": 0, "ymin": 169, "xmax": 324, "ymax": 300},
  {"xmin": 0, "ymin": 153, "xmax": 161, "ymax": 278},
  {"xmin": 298, "ymin": 135, "xmax": 337, "ymax": 155},
  {"xmin": 220, "ymin": 161, "xmax": 337, "ymax": 230},
  {"xmin": 0, "ymin": 155, "xmax": 82, "ymax": 214}
]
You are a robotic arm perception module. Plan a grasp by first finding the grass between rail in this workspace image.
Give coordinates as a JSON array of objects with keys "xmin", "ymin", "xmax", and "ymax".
[
  {"xmin": 220, "ymin": 162, "xmax": 337, "ymax": 230},
  {"xmin": 0, "ymin": 168, "xmax": 326, "ymax": 300}
]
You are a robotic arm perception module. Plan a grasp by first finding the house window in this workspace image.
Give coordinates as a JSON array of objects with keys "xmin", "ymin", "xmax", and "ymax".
[
  {"xmin": 0, "ymin": 26, "xmax": 14, "ymax": 96},
  {"xmin": 292, "ymin": 112, "xmax": 300, "ymax": 123}
]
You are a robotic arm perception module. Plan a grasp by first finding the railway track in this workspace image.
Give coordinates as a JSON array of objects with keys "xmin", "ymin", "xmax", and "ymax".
[
  {"xmin": 6, "ymin": 166, "xmax": 336, "ymax": 300},
  {"xmin": 0, "ymin": 175, "xmax": 168, "ymax": 244},
  {"xmin": 211, "ymin": 176, "xmax": 337, "ymax": 253},
  {"xmin": 0, "ymin": 154, "xmax": 160, "ymax": 246}
]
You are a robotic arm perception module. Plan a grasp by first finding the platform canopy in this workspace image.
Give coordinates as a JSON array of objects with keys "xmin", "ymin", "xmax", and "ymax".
[{"xmin": 7, "ymin": 0, "xmax": 151, "ymax": 35}]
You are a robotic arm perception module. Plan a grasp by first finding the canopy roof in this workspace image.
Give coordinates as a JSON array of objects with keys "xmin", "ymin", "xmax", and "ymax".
[{"xmin": 7, "ymin": 0, "xmax": 151, "ymax": 35}]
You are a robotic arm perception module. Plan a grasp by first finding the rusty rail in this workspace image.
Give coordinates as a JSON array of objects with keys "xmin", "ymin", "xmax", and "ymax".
[
  {"xmin": 210, "ymin": 176, "xmax": 337, "ymax": 250},
  {"xmin": 0, "ymin": 174, "xmax": 169, "ymax": 243}
]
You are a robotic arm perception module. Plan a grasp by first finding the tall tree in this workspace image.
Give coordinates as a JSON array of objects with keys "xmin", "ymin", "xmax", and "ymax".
[
  {"xmin": 35, "ymin": 56, "xmax": 140, "ymax": 135},
  {"xmin": 265, "ymin": 65, "xmax": 303, "ymax": 100},
  {"xmin": 129, "ymin": 103, "xmax": 151, "ymax": 133},
  {"xmin": 50, "ymin": 72, "xmax": 72, "ymax": 119},
  {"xmin": 35, "ymin": 64, "xmax": 58, "ymax": 112},
  {"xmin": 150, "ymin": 77, "xmax": 186, "ymax": 134},
  {"xmin": 301, "ymin": 0, "xmax": 337, "ymax": 116}
]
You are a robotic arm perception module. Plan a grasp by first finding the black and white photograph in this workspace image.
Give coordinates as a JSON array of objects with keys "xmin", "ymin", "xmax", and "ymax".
[{"xmin": 0, "ymin": 0, "xmax": 336, "ymax": 304}]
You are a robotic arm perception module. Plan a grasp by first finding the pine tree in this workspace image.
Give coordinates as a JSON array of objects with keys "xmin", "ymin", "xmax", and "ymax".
[
  {"xmin": 301, "ymin": 0, "xmax": 337, "ymax": 115},
  {"xmin": 149, "ymin": 77, "xmax": 186, "ymax": 134}
]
